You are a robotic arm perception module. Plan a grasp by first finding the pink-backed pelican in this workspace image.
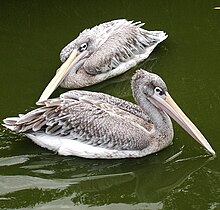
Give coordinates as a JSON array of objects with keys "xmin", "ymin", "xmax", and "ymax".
[
  {"xmin": 38, "ymin": 19, "xmax": 167, "ymax": 102},
  {"xmin": 3, "ymin": 69, "xmax": 215, "ymax": 159}
]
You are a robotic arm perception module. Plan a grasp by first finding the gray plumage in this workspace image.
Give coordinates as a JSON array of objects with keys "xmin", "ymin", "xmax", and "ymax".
[
  {"xmin": 3, "ymin": 69, "xmax": 174, "ymax": 158},
  {"xmin": 58, "ymin": 19, "xmax": 168, "ymax": 88},
  {"xmin": 4, "ymin": 68, "xmax": 215, "ymax": 157}
]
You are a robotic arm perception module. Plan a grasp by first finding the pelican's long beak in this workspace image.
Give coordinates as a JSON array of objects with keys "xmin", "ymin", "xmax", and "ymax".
[
  {"xmin": 149, "ymin": 92, "xmax": 215, "ymax": 155},
  {"xmin": 37, "ymin": 49, "xmax": 88, "ymax": 103}
]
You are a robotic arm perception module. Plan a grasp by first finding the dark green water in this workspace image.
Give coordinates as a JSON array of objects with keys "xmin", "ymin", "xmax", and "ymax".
[{"xmin": 1, "ymin": 1, "xmax": 220, "ymax": 209}]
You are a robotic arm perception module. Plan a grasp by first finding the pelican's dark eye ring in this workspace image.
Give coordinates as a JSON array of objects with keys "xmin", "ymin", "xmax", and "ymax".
[
  {"xmin": 79, "ymin": 43, "xmax": 88, "ymax": 52},
  {"xmin": 155, "ymin": 87, "xmax": 165, "ymax": 96}
]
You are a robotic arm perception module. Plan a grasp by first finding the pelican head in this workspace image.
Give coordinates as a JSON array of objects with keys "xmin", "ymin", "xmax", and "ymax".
[
  {"xmin": 38, "ymin": 19, "xmax": 167, "ymax": 102},
  {"xmin": 132, "ymin": 70, "xmax": 215, "ymax": 155}
]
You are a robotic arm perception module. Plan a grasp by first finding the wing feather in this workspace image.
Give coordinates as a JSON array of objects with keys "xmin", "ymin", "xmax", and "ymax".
[{"xmin": 3, "ymin": 90, "xmax": 152, "ymax": 150}]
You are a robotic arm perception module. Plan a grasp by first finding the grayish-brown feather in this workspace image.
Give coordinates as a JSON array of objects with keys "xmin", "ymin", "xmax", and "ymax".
[
  {"xmin": 59, "ymin": 19, "xmax": 167, "ymax": 88},
  {"xmin": 4, "ymin": 90, "xmax": 153, "ymax": 150}
]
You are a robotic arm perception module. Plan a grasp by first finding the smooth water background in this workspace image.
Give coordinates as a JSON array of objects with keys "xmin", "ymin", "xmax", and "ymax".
[{"xmin": 1, "ymin": 1, "xmax": 220, "ymax": 209}]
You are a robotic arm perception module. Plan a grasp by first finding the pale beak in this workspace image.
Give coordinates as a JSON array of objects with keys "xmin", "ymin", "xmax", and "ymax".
[
  {"xmin": 37, "ymin": 49, "xmax": 88, "ymax": 103},
  {"xmin": 149, "ymin": 92, "xmax": 215, "ymax": 155}
]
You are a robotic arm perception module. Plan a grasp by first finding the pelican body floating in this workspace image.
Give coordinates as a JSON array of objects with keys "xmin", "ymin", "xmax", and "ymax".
[
  {"xmin": 38, "ymin": 19, "xmax": 168, "ymax": 102},
  {"xmin": 3, "ymin": 70, "xmax": 215, "ymax": 159}
]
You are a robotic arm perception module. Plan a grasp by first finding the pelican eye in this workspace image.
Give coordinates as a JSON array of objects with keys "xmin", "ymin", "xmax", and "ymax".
[
  {"xmin": 154, "ymin": 87, "xmax": 165, "ymax": 96},
  {"xmin": 78, "ymin": 43, "xmax": 88, "ymax": 52}
]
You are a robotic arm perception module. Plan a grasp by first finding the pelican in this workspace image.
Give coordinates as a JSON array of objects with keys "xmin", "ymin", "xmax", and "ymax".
[
  {"xmin": 3, "ymin": 69, "xmax": 215, "ymax": 158},
  {"xmin": 38, "ymin": 19, "xmax": 167, "ymax": 102}
]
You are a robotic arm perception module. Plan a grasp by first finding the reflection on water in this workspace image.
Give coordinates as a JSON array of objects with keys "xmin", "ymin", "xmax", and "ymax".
[{"xmin": 0, "ymin": 138, "xmax": 216, "ymax": 209}]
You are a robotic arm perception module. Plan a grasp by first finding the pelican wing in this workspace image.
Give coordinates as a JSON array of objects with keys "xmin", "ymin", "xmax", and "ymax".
[
  {"xmin": 83, "ymin": 21, "xmax": 167, "ymax": 75},
  {"xmin": 3, "ymin": 90, "xmax": 152, "ymax": 150}
]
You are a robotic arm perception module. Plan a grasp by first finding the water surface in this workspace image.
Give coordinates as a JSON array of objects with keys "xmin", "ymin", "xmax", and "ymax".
[{"xmin": 1, "ymin": 1, "xmax": 220, "ymax": 209}]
